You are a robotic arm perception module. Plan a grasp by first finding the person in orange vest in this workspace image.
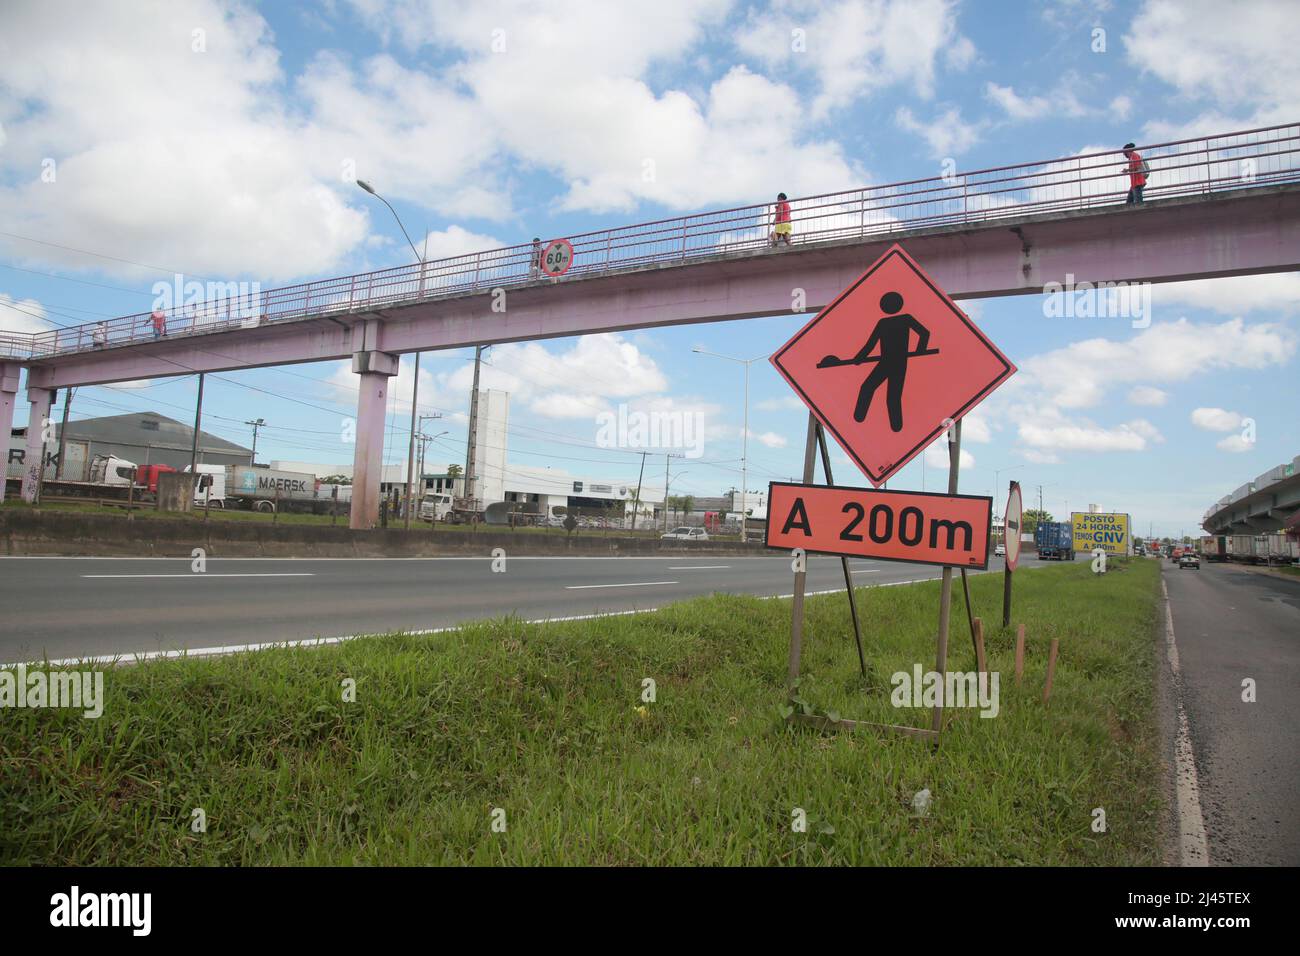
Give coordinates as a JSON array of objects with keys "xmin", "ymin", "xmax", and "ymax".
[
  {"xmin": 1122, "ymin": 142, "xmax": 1148, "ymax": 205},
  {"xmin": 150, "ymin": 308, "xmax": 167, "ymax": 339},
  {"xmin": 771, "ymin": 192, "xmax": 792, "ymax": 246}
]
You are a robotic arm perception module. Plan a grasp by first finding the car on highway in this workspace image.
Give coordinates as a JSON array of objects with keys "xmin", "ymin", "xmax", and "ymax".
[
  {"xmin": 1178, "ymin": 552, "xmax": 1201, "ymax": 570},
  {"xmin": 662, "ymin": 527, "xmax": 709, "ymax": 541}
]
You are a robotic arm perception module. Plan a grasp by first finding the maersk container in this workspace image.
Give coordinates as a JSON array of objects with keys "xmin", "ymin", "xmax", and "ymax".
[{"xmin": 225, "ymin": 465, "xmax": 319, "ymax": 512}]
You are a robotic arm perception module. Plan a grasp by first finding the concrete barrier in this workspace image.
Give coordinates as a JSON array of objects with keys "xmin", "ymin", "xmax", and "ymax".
[{"xmin": 0, "ymin": 509, "xmax": 776, "ymax": 558}]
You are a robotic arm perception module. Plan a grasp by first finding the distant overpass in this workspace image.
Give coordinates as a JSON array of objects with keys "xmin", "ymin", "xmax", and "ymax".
[
  {"xmin": 1203, "ymin": 457, "xmax": 1300, "ymax": 534},
  {"xmin": 4, "ymin": 122, "xmax": 1300, "ymax": 527}
]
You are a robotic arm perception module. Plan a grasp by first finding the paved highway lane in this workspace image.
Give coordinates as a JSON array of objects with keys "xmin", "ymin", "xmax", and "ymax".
[
  {"xmin": 1163, "ymin": 560, "xmax": 1300, "ymax": 865},
  {"xmin": 0, "ymin": 553, "xmax": 1039, "ymax": 663}
]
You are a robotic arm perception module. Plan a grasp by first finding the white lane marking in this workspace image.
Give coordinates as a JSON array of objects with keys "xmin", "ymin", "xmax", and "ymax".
[
  {"xmin": 80, "ymin": 573, "xmax": 316, "ymax": 579},
  {"xmin": 1162, "ymin": 577, "xmax": 1210, "ymax": 867},
  {"xmin": 851, "ymin": 569, "xmax": 881, "ymax": 574},
  {"xmin": 668, "ymin": 565, "xmax": 731, "ymax": 570},
  {"xmin": 564, "ymin": 581, "xmax": 678, "ymax": 590}
]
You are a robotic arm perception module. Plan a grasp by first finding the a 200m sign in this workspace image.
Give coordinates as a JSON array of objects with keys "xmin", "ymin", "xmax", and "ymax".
[{"xmin": 766, "ymin": 482, "xmax": 992, "ymax": 569}]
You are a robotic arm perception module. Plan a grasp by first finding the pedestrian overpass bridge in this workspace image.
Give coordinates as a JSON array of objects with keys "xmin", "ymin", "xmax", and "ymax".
[{"xmin": 3, "ymin": 123, "xmax": 1299, "ymax": 526}]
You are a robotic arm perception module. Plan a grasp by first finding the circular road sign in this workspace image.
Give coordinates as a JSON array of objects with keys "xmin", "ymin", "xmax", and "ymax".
[
  {"xmin": 1005, "ymin": 482, "xmax": 1024, "ymax": 571},
  {"xmin": 540, "ymin": 238, "xmax": 575, "ymax": 278}
]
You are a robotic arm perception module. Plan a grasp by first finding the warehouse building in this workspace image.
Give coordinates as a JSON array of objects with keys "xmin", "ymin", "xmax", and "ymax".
[{"xmin": 6, "ymin": 411, "xmax": 252, "ymax": 481}]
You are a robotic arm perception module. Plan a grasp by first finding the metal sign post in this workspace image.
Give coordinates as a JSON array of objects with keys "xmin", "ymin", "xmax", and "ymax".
[{"xmin": 1003, "ymin": 481, "xmax": 1023, "ymax": 627}]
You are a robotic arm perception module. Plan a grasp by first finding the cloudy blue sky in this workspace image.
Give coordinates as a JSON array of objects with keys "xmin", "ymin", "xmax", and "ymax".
[{"xmin": 1, "ymin": 0, "xmax": 1297, "ymax": 536}]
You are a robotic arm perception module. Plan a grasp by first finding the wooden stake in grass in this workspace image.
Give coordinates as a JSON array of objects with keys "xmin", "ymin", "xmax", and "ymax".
[
  {"xmin": 1042, "ymin": 637, "xmax": 1059, "ymax": 704},
  {"xmin": 973, "ymin": 617, "xmax": 987, "ymax": 675},
  {"xmin": 1014, "ymin": 624, "xmax": 1025, "ymax": 685}
]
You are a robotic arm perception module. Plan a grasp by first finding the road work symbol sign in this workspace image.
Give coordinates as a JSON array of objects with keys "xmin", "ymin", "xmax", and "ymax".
[
  {"xmin": 770, "ymin": 244, "xmax": 1016, "ymax": 486},
  {"xmin": 765, "ymin": 481, "xmax": 992, "ymax": 569},
  {"xmin": 1071, "ymin": 512, "xmax": 1131, "ymax": 555}
]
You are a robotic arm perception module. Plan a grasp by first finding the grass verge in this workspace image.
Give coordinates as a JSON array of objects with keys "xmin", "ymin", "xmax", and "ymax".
[{"xmin": 0, "ymin": 560, "xmax": 1163, "ymax": 865}]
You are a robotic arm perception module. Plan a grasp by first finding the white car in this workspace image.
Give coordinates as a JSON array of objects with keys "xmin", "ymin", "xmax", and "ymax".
[{"xmin": 662, "ymin": 527, "xmax": 709, "ymax": 541}]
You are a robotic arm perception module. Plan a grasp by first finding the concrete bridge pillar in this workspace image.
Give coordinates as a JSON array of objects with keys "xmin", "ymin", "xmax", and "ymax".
[
  {"xmin": 350, "ymin": 343, "xmax": 399, "ymax": 530},
  {"xmin": 21, "ymin": 384, "xmax": 54, "ymax": 503},
  {"xmin": 0, "ymin": 363, "xmax": 21, "ymax": 504}
]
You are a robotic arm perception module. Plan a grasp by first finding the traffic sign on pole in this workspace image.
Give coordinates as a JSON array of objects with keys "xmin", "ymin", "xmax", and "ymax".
[
  {"xmin": 770, "ymin": 244, "xmax": 1016, "ymax": 486},
  {"xmin": 1005, "ymin": 481, "xmax": 1024, "ymax": 572},
  {"xmin": 539, "ymin": 238, "xmax": 574, "ymax": 277},
  {"xmin": 766, "ymin": 481, "xmax": 992, "ymax": 569}
]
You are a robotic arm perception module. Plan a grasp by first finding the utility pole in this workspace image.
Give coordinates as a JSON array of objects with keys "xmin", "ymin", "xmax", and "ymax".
[
  {"xmin": 662, "ymin": 452, "xmax": 684, "ymax": 532},
  {"xmin": 414, "ymin": 413, "xmax": 444, "ymax": 508},
  {"xmin": 464, "ymin": 345, "xmax": 484, "ymax": 509},
  {"xmin": 630, "ymin": 450, "xmax": 648, "ymax": 532},
  {"xmin": 189, "ymin": 374, "xmax": 205, "ymax": 475},
  {"xmin": 246, "ymin": 418, "xmax": 265, "ymax": 465},
  {"xmin": 55, "ymin": 387, "xmax": 74, "ymax": 480}
]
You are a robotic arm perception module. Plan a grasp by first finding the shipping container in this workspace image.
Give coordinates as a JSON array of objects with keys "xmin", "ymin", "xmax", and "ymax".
[{"xmin": 1035, "ymin": 521, "xmax": 1075, "ymax": 560}]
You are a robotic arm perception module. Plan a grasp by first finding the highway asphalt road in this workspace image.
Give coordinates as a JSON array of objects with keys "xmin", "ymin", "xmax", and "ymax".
[
  {"xmin": 1162, "ymin": 559, "xmax": 1300, "ymax": 866},
  {"xmin": 0, "ymin": 553, "xmax": 1044, "ymax": 663}
]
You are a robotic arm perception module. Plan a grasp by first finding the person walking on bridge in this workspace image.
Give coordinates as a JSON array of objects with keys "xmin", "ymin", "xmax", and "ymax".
[
  {"xmin": 150, "ymin": 308, "xmax": 167, "ymax": 339},
  {"xmin": 1122, "ymin": 142, "xmax": 1148, "ymax": 205},
  {"xmin": 771, "ymin": 192, "xmax": 792, "ymax": 246}
]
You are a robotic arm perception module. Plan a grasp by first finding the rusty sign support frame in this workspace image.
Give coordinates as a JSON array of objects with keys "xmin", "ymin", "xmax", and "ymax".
[{"xmin": 783, "ymin": 413, "xmax": 966, "ymax": 745}]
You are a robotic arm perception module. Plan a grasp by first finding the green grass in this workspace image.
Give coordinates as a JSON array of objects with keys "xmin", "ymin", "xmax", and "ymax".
[{"xmin": 0, "ymin": 560, "xmax": 1164, "ymax": 865}]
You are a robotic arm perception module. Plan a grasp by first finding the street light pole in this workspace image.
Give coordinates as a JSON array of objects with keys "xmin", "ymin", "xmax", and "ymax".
[{"xmin": 692, "ymin": 348, "xmax": 766, "ymax": 542}]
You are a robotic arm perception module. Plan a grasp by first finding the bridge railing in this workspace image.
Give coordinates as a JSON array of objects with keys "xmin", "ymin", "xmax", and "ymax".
[
  {"xmin": 22, "ymin": 122, "xmax": 1300, "ymax": 360},
  {"xmin": 0, "ymin": 332, "xmax": 35, "ymax": 361}
]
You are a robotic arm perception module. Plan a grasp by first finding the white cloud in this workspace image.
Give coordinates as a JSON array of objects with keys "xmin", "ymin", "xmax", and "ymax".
[
  {"xmin": 1127, "ymin": 385, "xmax": 1168, "ymax": 406},
  {"xmin": 746, "ymin": 429, "xmax": 788, "ymax": 449},
  {"xmin": 959, "ymin": 412, "xmax": 992, "ymax": 443},
  {"xmin": 1216, "ymin": 434, "xmax": 1254, "ymax": 453},
  {"xmin": 1190, "ymin": 407, "xmax": 1243, "ymax": 432},
  {"xmin": 734, "ymin": 0, "xmax": 972, "ymax": 117},
  {"xmin": 1125, "ymin": 0, "xmax": 1300, "ymax": 135},
  {"xmin": 755, "ymin": 395, "xmax": 807, "ymax": 412},
  {"xmin": 353, "ymin": 1, "xmax": 860, "ymax": 214},
  {"xmin": 1151, "ymin": 273, "xmax": 1300, "ymax": 316},
  {"xmin": 985, "ymin": 83, "xmax": 1051, "ymax": 121},
  {"xmin": 1018, "ymin": 318, "xmax": 1295, "ymax": 410},
  {"xmin": 417, "ymin": 226, "xmax": 505, "ymax": 261},
  {"xmin": 0, "ymin": 1, "xmax": 369, "ymax": 282},
  {"xmin": 894, "ymin": 105, "xmax": 984, "ymax": 158},
  {"xmin": 1022, "ymin": 449, "xmax": 1062, "ymax": 465},
  {"xmin": 1019, "ymin": 417, "xmax": 1163, "ymax": 452},
  {"xmin": 0, "ymin": 293, "xmax": 51, "ymax": 334},
  {"xmin": 924, "ymin": 441, "xmax": 974, "ymax": 470}
]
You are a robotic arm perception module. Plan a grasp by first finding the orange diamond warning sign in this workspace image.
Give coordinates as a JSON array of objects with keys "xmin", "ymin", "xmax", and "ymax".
[{"xmin": 770, "ymin": 244, "xmax": 1015, "ymax": 486}]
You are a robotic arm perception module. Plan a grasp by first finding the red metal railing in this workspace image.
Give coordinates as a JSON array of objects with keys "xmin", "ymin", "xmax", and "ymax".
[{"xmin": 18, "ymin": 122, "xmax": 1300, "ymax": 361}]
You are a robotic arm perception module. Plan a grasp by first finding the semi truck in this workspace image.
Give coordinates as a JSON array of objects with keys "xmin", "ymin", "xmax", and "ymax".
[
  {"xmin": 187, "ymin": 463, "xmax": 331, "ymax": 513},
  {"xmin": 1035, "ymin": 521, "xmax": 1075, "ymax": 561}
]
